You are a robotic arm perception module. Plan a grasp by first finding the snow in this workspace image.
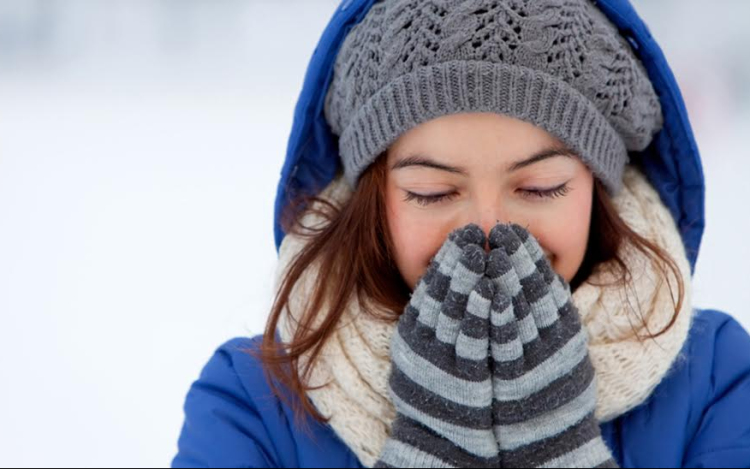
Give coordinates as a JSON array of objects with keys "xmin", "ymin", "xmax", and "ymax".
[{"xmin": 0, "ymin": 1, "xmax": 747, "ymax": 466}]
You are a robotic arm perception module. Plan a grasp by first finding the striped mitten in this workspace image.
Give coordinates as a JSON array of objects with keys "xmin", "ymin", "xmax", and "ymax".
[
  {"xmin": 486, "ymin": 223, "xmax": 618, "ymax": 468},
  {"xmin": 375, "ymin": 224, "xmax": 500, "ymax": 468}
]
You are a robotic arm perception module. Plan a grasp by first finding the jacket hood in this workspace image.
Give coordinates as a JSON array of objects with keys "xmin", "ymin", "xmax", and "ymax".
[{"xmin": 273, "ymin": 0, "xmax": 705, "ymax": 275}]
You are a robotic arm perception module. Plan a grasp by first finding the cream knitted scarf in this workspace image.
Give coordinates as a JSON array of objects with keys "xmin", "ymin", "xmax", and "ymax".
[{"xmin": 274, "ymin": 165, "xmax": 694, "ymax": 468}]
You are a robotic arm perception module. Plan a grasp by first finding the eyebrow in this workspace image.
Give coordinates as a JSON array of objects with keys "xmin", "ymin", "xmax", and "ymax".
[{"xmin": 391, "ymin": 145, "xmax": 577, "ymax": 175}]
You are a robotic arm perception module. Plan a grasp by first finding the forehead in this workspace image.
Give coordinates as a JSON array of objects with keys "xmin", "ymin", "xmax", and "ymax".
[
  {"xmin": 387, "ymin": 113, "xmax": 575, "ymax": 173},
  {"xmin": 389, "ymin": 113, "xmax": 564, "ymax": 160}
]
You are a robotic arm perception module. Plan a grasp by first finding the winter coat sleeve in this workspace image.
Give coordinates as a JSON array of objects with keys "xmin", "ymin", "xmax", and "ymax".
[
  {"xmin": 171, "ymin": 338, "xmax": 280, "ymax": 468},
  {"xmin": 683, "ymin": 312, "xmax": 750, "ymax": 468}
]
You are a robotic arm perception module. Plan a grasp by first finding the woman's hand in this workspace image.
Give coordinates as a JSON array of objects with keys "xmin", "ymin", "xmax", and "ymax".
[
  {"xmin": 375, "ymin": 224, "xmax": 500, "ymax": 468},
  {"xmin": 486, "ymin": 224, "xmax": 618, "ymax": 468}
]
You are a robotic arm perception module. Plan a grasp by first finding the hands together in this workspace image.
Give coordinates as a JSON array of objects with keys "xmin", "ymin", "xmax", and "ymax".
[{"xmin": 375, "ymin": 224, "xmax": 617, "ymax": 469}]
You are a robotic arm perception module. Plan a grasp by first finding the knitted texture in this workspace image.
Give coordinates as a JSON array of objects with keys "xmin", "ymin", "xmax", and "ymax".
[
  {"xmin": 375, "ymin": 225, "xmax": 500, "ymax": 467},
  {"xmin": 324, "ymin": 0, "xmax": 663, "ymax": 195},
  {"xmin": 376, "ymin": 222, "xmax": 620, "ymax": 468},
  {"xmin": 275, "ymin": 165, "xmax": 693, "ymax": 468},
  {"xmin": 486, "ymin": 223, "xmax": 617, "ymax": 468}
]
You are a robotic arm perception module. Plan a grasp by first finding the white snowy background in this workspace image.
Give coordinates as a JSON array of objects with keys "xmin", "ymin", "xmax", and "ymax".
[{"xmin": 0, "ymin": 1, "xmax": 748, "ymax": 467}]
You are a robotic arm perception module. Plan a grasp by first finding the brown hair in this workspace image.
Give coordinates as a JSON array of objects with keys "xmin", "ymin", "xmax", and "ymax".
[{"xmin": 251, "ymin": 153, "xmax": 685, "ymax": 429}]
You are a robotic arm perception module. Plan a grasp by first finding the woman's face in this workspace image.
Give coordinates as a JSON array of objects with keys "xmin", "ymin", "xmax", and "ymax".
[{"xmin": 385, "ymin": 112, "xmax": 595, "ymax": 291}]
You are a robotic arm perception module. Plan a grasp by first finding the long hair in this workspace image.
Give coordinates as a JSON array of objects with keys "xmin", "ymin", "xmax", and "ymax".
[{"xmin": 251, "ymin": 153, "xmax": 685, "ymax": 429}]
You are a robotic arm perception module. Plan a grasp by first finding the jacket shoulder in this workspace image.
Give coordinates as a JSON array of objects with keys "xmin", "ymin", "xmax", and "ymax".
[
  {"xmin": 172, "ymin": 336, "xmax": 287, "ymax": 468},
  {"xmin": 682, "ymin": 309, "xmax": 750, "ymax": 466},
  {"xmin": 687, "ymin": 308, "xmax": 750, "ymax": 374},
  {"xmin": 604, "ymin": 309, "xmax": 750, "ymax": 467}
]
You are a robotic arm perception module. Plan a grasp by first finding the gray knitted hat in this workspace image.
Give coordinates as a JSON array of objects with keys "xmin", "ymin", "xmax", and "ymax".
[{"xmin": 324, "ymin": 0, "xmax": 664, "ymax": 195}]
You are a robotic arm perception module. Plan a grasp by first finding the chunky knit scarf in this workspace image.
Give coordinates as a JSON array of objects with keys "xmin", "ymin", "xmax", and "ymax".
[{"xmin": 274, "ymin": 165, "xmax": 693, "ymax": 468}]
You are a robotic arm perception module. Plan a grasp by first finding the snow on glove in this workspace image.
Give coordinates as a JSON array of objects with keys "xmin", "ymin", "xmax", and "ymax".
[
  {"xmin": 486, "ymin": 223, "xmax": 618, "ymax": 468},
  {"xmin": 375, "ymin": 224, "xmax": 501, "ymax": 468}
]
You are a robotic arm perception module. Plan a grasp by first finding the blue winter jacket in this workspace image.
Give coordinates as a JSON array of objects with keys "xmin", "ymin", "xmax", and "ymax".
[{"xmin": 172, "ymin": 0, "xmax": 750, "ymax": 467}]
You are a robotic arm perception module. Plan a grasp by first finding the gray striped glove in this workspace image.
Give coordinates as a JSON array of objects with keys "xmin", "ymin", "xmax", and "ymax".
[
  {"xmin": 375, "ymin": 224, "xmax": 501, "ymax": 468},
  {"xmin": 486, "ymin": 224, "xmax": 618, "ymax": 468}
]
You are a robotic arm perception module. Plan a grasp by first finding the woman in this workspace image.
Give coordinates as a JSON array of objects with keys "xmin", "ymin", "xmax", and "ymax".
[{"xmin": 172, "ymin": 0, "xmax": 750, "ymax": 467}]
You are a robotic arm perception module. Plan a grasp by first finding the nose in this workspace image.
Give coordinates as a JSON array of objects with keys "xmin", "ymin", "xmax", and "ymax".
[
  {"xmin": 465, "ymin": 196, "xmax": 514, "ymax": 253},
  {"xmin": 479, "ymin": 218, "xmax": 508, "ymax": 253}
]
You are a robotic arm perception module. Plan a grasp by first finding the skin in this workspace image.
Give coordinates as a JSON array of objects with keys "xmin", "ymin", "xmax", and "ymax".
[{"xmin": 385, "ymin": 112, "xmax": 595, "ymax": 291}]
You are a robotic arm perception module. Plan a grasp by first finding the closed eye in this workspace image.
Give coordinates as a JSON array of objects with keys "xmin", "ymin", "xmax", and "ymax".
[
  {"xmin": 403, "ymin": 183, "xmax": 571, "ymax": 206},
  {"xmin": 403, "ymin": 191, "xmax": 459, "ymax": 207},
  {"xmin": 520, "ymin": 183, "xmax": 571, "ymax": 200}
]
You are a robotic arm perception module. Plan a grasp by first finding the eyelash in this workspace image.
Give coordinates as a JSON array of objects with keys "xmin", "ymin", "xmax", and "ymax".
[{"xmin": 403, "ymin": 183, "xmax": 571, "ymax": 206}]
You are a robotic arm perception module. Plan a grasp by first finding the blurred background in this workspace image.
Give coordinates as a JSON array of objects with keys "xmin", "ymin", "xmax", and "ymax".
[{"xmin": 0, "ymin": 0, "xmax": 748, "ymax": 467}]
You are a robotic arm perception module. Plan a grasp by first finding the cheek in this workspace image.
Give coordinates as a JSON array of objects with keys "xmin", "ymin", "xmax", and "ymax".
[
  {"xmin": 534, "ymin": 194, "xmax": 593, "ymax": 283},
  {"xmin": 386, "ymin": 197, "xmax": 448, "ymax": 291},
  {"xmin": 385, "ymin": 182, "xmax": 594, "ymax": 290}
]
